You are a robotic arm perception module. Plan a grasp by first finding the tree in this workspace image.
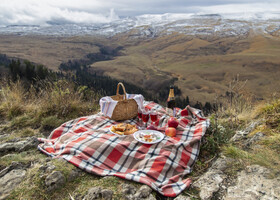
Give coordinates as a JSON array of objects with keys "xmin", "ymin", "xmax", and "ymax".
[
  {"xmin": 24, "ymin": 60, "xmax": 35, "ymax": 81},
  {"xmin": 204, "ymin": 102, "xmax": 212, "ymax": 115},
  {"xmin": 9, "ymin": 59, "xmax": 22, "ymax": 81}
]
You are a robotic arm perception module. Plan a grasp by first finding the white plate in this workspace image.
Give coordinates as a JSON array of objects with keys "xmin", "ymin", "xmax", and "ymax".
[
  {"xmin": 133, "ymin": 130, "xmax": 164, "ymax": 144},
  {"xmin": 109, "ymin": 125, "xmax": 126, "ymax": 137}
]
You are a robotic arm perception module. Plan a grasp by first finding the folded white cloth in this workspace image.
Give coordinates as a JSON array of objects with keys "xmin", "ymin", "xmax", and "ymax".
[{"xmin": 99, "ymin": 94, "xmax": 144, "ymax": 118}]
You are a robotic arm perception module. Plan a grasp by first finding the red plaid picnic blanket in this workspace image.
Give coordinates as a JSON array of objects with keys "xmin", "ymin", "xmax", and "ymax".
[{"xmin": 38, "ymin": 101, "xmax": 209, "ymax": 197}]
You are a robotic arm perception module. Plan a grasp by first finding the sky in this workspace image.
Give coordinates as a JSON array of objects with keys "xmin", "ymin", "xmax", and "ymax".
[{"xmin": 0, "ymin": 0, "xmax": 279, "ymax": 25}]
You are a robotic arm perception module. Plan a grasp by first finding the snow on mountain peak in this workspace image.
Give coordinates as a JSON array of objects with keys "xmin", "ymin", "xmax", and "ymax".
[{"xmin": 0, "ymin": 12, "xmax": 279, "ymax": 37}]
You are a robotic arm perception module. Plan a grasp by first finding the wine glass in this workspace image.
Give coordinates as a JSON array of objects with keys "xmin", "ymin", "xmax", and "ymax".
[
  {"xmin": 137, "ymin": 108, "xmax": 143, "ymax": 128},
  {"xmin": 150, "ymin": 110, "xmax": 158, "ymax": 127},
  {"xmin": 142, "ymin": 110, "xmax": 150, "ymax": 129}
]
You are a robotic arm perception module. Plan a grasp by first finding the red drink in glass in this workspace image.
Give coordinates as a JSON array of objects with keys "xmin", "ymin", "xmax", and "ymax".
[
  {"xmin": 138, "ymin": 112, "xmax": 142, "ymax": 119},
  {"xmin": 150, "ymin": 113, "xmax": 157, "ymax": 122},
  {"xmin": 142, "ymin": 113, "xmax": 149, "ymax": 123}
]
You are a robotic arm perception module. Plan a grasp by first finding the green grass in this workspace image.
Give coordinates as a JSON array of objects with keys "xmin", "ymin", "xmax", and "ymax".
[
  {"xmin": 0, "ymin": 150, "xmax": 46, "ymax": 167},
  {"xmin": 222, "ymin": 97, "xmax": 280, "ymax": 176},
  {"xmin": 41, "ymin": 116, "xmax": 64, "ymax": 131},
  {"xmin": 261, "ymin": 133, "xmax": 280, "ymax": 153},
  {"xmin": 223, "ymin": 145, "xmax": 280, "ymax": 175},
  {"xmin": 7, "ymin": 158, "xmax": 147, "ymax": 200}
]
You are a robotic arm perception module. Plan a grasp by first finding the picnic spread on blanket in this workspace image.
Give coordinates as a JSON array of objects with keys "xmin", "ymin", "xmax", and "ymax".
[{"xmin": 37, "ymin": 83, "xmax": 210, "ymax": 197}]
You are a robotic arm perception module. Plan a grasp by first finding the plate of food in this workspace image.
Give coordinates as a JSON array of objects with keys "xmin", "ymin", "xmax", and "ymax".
[
  {"xmin": 109, "ymin": 123, "xmax": 138, "ymax": 136},
  {"xmin": 133, "ymin": 130, "xmax": 164, "ymax": 144}
]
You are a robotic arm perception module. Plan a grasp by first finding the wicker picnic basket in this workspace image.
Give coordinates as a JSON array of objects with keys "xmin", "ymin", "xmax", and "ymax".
[{"xmin": 110, "ymin": 82, "xmax": 138, "ymax": 121}]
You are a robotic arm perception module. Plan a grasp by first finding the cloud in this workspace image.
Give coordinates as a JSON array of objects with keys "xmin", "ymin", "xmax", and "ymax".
[
  {"xmin": 0, "ymin": 0, "xmax": 119, "ymax": 25},
  {"xmin": 0, "ymin": 0, "xmax": 279, "ymax": 25},
  {"xmin": 196, "ymin": 3, "xmax": 280, "ymax": 14}
]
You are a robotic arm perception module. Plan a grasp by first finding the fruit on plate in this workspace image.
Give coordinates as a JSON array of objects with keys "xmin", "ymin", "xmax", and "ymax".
[
  {"xmin": 181, "ymin": 108, "xmax": 189, "ymax": 116},
  {"xmin": 168, "ymin": 117, "xmax": 179, "ymax": 128},
  {"xmin": 165, "ymin": 127, "xmax": 176, "ymax": 137}
]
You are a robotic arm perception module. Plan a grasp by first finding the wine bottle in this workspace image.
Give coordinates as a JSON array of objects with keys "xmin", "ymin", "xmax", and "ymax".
[{"xmin": 167, "ymin": 85, "xmax": 176, "ymax": 116}]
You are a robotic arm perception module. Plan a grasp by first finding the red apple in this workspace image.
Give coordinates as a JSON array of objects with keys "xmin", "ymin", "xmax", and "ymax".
[
  {"xmin": 168, "ymin": 117, "xmax": 179, "ymax": 128},
  {"xmin": 165, "ymin": 127, "xmax": 176, "ymax": 137},
  {"xmin": 181, "ymin": 108, "xmax": 189, "ymax": 116}
]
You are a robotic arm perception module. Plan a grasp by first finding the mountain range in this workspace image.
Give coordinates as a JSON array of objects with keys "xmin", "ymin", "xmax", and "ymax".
[
  {"xmin": 0, "ymin": 12, "xmax": 279, "ymax": 37},
  {"xmin": 0, "ymin": 12, "xmax": 279, "ymax": 103}
]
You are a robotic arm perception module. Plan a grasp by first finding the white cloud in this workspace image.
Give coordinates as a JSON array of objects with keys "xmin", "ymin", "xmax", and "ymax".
[
  {"xmin": 194, "ymin": 3, "xmax": 280, "ymax": 20},
  {"xmin": 0, "ymin": 0, "xmax": 279, "ymax": 25},
  {"xmin": 196, "ymin": 3, "xmax": 280, "ymax": 14},
  {"xmin": 0, "ymin": 0, "xmax": 119, "ymax": 25}
]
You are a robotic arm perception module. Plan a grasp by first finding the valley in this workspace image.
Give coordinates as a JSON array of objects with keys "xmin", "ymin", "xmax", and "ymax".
[{"xmin": 0, "ymin": 15, "xmax": 280, "ymax": 104}]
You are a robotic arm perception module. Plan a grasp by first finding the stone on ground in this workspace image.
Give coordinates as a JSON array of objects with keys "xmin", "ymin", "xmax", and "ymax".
[
  {"xmin": 224, "ymin": 165, "xmax": 280, "ymax": 200},
  {"xmin": 0, "ymin": 169, "xmax": 26, "ymax": 200}
]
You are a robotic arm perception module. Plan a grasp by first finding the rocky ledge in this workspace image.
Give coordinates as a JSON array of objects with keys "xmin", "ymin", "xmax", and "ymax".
[
  {"xmin": 192, "ymin": 121, "xmax": 280, "ymax": 200},
  {"xmin": 0, "ymin": 121, "xmax": 279, "ymax": 199}
]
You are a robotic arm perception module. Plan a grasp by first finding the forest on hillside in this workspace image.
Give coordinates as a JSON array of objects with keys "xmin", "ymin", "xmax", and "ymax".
[{"xmin": 0, "ymin": 53, "xmax": 214, "ymax": 114}]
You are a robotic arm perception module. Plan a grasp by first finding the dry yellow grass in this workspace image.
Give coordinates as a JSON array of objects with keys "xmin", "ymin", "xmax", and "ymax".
[
  {"xmin": 0, "ymin": 80, "xmax": 100, "ymax": 135},
  {"xmin": 0, "ymin": 35, "xmax": 103, "ymax": 70}
]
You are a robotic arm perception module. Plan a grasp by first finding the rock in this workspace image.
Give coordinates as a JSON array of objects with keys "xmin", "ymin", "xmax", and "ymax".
[
  {"xmin": 0, "ymin": 134, "xmax": 8, "ymax": 140},
  {"xmin": 224, "ymin": 165, "xmax": 280, "ymax": 200},
  {"xmin": 39, "ymin": 163, "xmax": 56, "ymax": 173},
  {"xmin": 6, "ymin": 138, "xmax": 21, "ymax": 143},
  {"xmin": 0, "ymin": 140, "xmax": 26, "ymax": 155},
  {"xmin": 211, "ymin": 157, "xmax": 235, "ymax": 171},
  {"xmin": 39, "ymin": 164, "xmax": 48, "ymax": 172},
  {"xmin": 122, "ymin": 184, "xmax": 137, "ymax": 195},
  {"xmin": 122, "ymin": 184, "xmax": 155, "ymax": 200},
  {"xmin": 231, "ymin": 121, "xmax": 261, "ymax": 142},
  {"xmin": 192, "ymin": 157, "xmax": 233, "ymax": 200},
  {"xmin": 84, "ymin": 187, "xmax": 102, "ymax": 200},
  {"xmin": 19, "ymin": 136, "xmax": 39, "ymax": 151},
  {"xmin": 45, "ymin": 171, "xmax": 65, "ymax": 192},
  {"xmin": 0, "ymin": 161, "xmax": 27, "ymax": 178},
  {"xmin": 101, "ymin": 189, "xmax": 113, "ymax": 200},
  {"xmin": 45, "ymin": 164, "xmax": 56, "ymax": 173},
  {"xmin": 193, "ymin": 170, "xmax": 226, "ymax": 200},
  {"xmin": 134, "ymin": 185, "xmax": 152, "ymax": 199},
  {"xmin": 122, "ymin": 184, "xmax": 136, "ymax": 200},
  {"xmin": 244, "ymin": 132, "xmax": 265, "ymax": 148},
  {"xmin": 74, "ymin": 193, "xmax": 84, "ymax": 200},
  {"xmin": 0, "ymin": 136, "xmax": 39, "ymax": 155},
  {"xmin": 0, "ymin": 169, "xmax": 26, "ymax": 200},
  {"xmin": 174, "ymin": 195, "xmax": 191, "ymax": 200},
  {"xmin": 0, "ymin": 167, "xmax": 9, "ymax": 178},
  {"xmin": 68, "ymin": 168, "xmax": 82, "ymax": 181},
  {"xmin": 136, "ymin": 194, "xmax": 156, "ymax": 200}
]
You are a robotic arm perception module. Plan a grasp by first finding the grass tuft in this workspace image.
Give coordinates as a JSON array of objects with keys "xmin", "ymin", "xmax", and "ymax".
[
  {"xmin": 0, "ymin": 79, "xmax": 100, "ymax": 132},
  {"xmin": 0, "ymin": 150, "xmax": 46, "ymax": 167},
  {"xmin": 41, "ymin": 116, "xmax": 64, "ymax": 131},
  {"xmin": 223, "ymin": 145, "xmax": 280, "ymax": 175}
]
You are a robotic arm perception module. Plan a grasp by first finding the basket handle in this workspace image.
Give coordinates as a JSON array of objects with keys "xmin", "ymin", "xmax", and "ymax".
[{"xmin": 116, "ymin": 82, "xmax": 127, "ymax": 100}]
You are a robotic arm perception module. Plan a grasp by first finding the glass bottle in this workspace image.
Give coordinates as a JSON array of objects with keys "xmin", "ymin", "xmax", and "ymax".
[{"xmin": 166, "ymin": 85, "xmax": 176, "ymax": 116}]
